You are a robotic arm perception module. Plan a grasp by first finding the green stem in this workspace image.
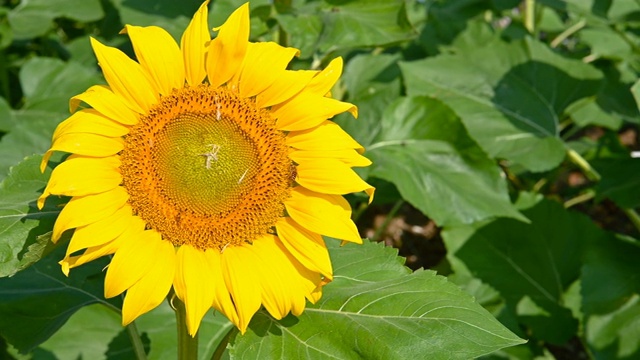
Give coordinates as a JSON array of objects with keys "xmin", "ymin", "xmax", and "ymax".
[
  {"xmin": 372, "ymin": 200, "xmax": 404, "ymax": 242},
  {"xmin": 211, "ymin": 327, "xmax": 237, "ymax": 360},
  {"xmin": 567, "ymin": 149, "xmax": 601, "ymax": 182},
  {"xmin": 564, "ymin": 191, "xmax": 595, "ymax": 209},
  {"xmin": 622, "ymin": 208, "xmax": 640, "ymax": 235},
  {"xmin": 524, "ymin": 0, "xmax": 536, "ymax": 34},
  {"xmin": 171, "ymin": 293, "xmax": 199, "ymax": 360},
  {"xmin": 126, "ymin": 322, "xmax": 148, "ymax": 360},
  {"xmin": 550, "ymin": 19, "xmax": 586, "ymax": 48}
]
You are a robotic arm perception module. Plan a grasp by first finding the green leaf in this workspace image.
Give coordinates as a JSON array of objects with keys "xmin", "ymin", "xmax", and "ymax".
[
  {"xmin": 316, "ymin": 0, "xmax": 416, "ymax": 53},
  {"xmin": 0, "ymin": 155, "xmax": 61, "ymax": 277},
  {"xmin": 37, "ymin": 304, "xmax": 124, "ymax": 360},
  {"xmin": 632, "ymin": 78, "xmax": 640, "ymax": 111},
  {"xmin": 335, "ymin": 53, "xmax": 402, "ymax": 149},
  {"xmin": 275, "ymin": 12, "xmax": 322, "ymax": 59},
  {"xmin": 580, "ymin": 26, "xmax": 633, "ymax": 61},
  {"xmin": 0, "ymin": 96, "xmax": 13, "ymax": 132},
  {"xmin": 0, "ymin": 110, "xmax": 64, "ymax": 180},
  {"xmin": 7, "ymin": 0, "xmax": 104, "ymax": 40},
  {"xmin": 566, "ymin": 97, "xmax": 623, "ymax": 130},
  {"xmin": 366, "ymin": 96, "xmax": 525, "ymax": 226},
  {"xmin": 230, "ymin": 240, "xmax": 525, "ymax": 359},
  {"xmin": 19, "ymin": 57, "xmax": 102, "ymax": 113},
  {"xmin": 0, "ymin": 245, "xmax": 115, "ymax": 353},
  {"xmin": 110, "ymin": 0, "xmax": 201, "ymax": 41},
  {"xmin": 580, "ymin": 229, "xmax": 640, "ymax": 360},
  {"xmin": 454, "ymin": 198, "xmax": 599, "ymax": 343},
  {"xmin": 400, "ymin": 37, "xmax": 603, "ymax": 172},
  {"xmin": 586, "ymin": 295, "xmax": 640, "ymax": 360},
  {"xmin": 592, "ymin": 158, "xmax": 640, "ymax": 208},
  {"xmin": 105, "ymin": 328, "xmax": 151, "ymax": 360},
  {"xmin": 593, "ymin": 67, "xmax": 640, "ymax": 125},
  {"xmin": 582, "ymin": 234, "xmax": 640, "ymax": 315}
]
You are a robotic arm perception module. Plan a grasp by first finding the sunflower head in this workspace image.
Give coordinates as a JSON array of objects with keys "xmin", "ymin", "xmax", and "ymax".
[{"xmin": 38, "ymin": 1, "xmax": 373, "ymax": 335}]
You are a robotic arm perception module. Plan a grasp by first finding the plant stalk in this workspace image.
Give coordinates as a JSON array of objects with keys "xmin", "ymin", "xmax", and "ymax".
[
  {"xmin": 372, "ymin": 200, "xmax": 404, "ymax": 242},
  {"xmin": 126, "ymin": 321, "xmax": 148, "ymax": 360},
  {"xmin": 524, "ymin": 0, "xmax": 536, "ymax": 33},
  {"xmin": 211, "ymin": 326, "xmax": 237, "ymax": 360},
  {"xmin": 551, "ymin": 19, "xmax": 586, "ymax": 48},
  {"xmin": 171, "ymin": 293, "xmax": 199, "ymax": 360},
  {"xmin": 623, "ymin": 208, "xmax": 640, "ymax": 235},
  {"xmin": 566, "ymin": 149, "xmax": 601, "ymax": 182}
]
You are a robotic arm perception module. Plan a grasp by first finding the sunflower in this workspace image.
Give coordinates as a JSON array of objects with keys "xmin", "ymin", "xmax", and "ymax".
[{"xmin": 38, "ymin": 1, "xmax": 373, "ymax": 335}]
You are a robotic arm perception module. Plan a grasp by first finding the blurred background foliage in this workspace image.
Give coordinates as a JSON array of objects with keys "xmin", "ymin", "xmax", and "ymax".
[{"xmin": 0, "ymin": 0, "xmax": 639, "ymax": 359}]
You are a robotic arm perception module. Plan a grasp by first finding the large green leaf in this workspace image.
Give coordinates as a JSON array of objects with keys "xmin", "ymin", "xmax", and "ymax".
[
  {"xmin": 19, "ymin": 57, "xmax": 102, "ymax": 113},
  {"xmin": 586, "ymin": 295, "xmax": 640, "ymax": 360},
  {"xmin": 592, "ymin": 158, "xmax": 640, "ymax": 209},
  {"xmin": 335, "ymin": 53, "xmax": 402, "ymax": 150},
  {"xmin": 7, "ymin": 0, "xmax": 103, "ymax": 40},
  {"xmin": 582, "ymin": 234, "xmax": 640, "ymax": 316},
  {"xmin": 400, "ymin": 37, "xmax": 603, "ymax": 172},
  {"xmin": 313, "ymin": 0, "xmax": 415, "ymax": 53},
  {"xmin": 0, "ymin": 57, "xmax": 100, "ymax": 179},
  {"xmin": 110, "ymin": 0, "xmax": 200, "ymax": 41},
  {"xmin": 0, "ymin": 245, "xmax": 115, "ymax": 353},
  {"xmin": 0, "ymin": 96, "xmax": 13, "ymax": 132},
  {"xmin": 454, "ymin": 198, "xmax": 599, "ymax": 344},
  {"xmin": 230, "ymin": 240, "xmax": 525, "ymax": 359},
  {"xmin": 37, "ymin": 300, "xmax": 234, "ymax": 360},
  {"xmin": 37, "ymin": 304, "xmax": 124, "ymax": 360},
  {"xmin": 367, "ymin": 96, "xmax": 525, "ymax": 226},
  {"xmin": 0, "ymin": 155, "xmax": 61, "ymax": 278},
  {"xmin": 582, "ymin": 234, "xmax": 640, "ymax": 359},
  {"xmin": 0, "ymin": 111, "xmax": 64, "ymax": 180}
]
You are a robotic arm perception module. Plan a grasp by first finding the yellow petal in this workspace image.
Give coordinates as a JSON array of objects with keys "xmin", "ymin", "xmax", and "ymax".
[
  {"xmin": 53, "ymin": 109, "xmax": 128, "ymax": 143},
  {"xmin": 104, "ymin": 228, "xmax": 160, "ymax": 298},
  {"xmin": 90, "ymin": 37, "xmax": 158, "ymax": 113},
  {"xmin": 296, "ymin": 158, "xmax": 374, "ymax": 202},
  {"xmin": 38, "ymin": 155, "xmax": 121, "ymax": 209},
  {"xmin": 276, "ymin": 217, "xmax": 332, "ymax": 281},
  {"xmin": 40, "ymin": 109, "xmax": 129, "ymax": 172},
  {"xmin": 66, "ymin": 205, "xmax": 133, "ymax": 255},
  {"xmin": 290, "ymin": 149, "xmax": 372, "ymax": 168},
  {"xmin": 47, "ymin": 132, "xmax": 124, "ymax": 158},
  {"xmin": 270, "ymin": 237, "xmax": 323, "ymax": 312},
  {"xmin": 174, "ymin": 245, "xmax": 216, "ymax": 336},
  {"xmin": 122, "ymin": 238, "xmax": 175, "ymax": 326},
  {"xmin": 286, "ymin": 120, "xmax": 363, "ymax": 153},
  {"xmin": 273, "ymin": 93, "xmax": 356, "ymax": 131},
  {"xmin": 221, "ymin": 244, "xmax": 261, "ymax": 333},
  {"xmin": 60, "ymin": 231, "xmax": 129, "ymax": 276},
  {"xmin": 236, "ymin": 42, "xmax": 299, "ymax": 98},
  {"xmin": 70, "ymin": 85, "xmax": 139, "ymax": 125},
  {"xmin": 244, "ymin": 235, "xmax": 295, "ymax": 320},
  {"xmin": 206, "ymin": 3, "xmax": 249, "ymax": 88},
  {"xmin": 203, "ymin": 249, "xmax": 239, "ymax": 327},
  {"xmin": 124, "ymin": 25, "xmax": 185, "ymax": 95},
  {"xmin": 255, "ymin": 70, "xmax": 316, "ymax": 108},
  {"xmin": 52, "ymin": 186, "xmax": 129, "ymax": 242},
  {"xmin": 306, "ymin": 57, "xmax": 343, "ymax": 96},
  {"xmin": 181, "ymin": 0, "xmax": 210, "ymax": 86},
  {"xmin": 285, "ymin": 187, "xmax": 362, "ymax": 244}
]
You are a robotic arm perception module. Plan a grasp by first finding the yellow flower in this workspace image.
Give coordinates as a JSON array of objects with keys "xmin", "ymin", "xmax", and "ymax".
[{"xmin": 38, "ymin": 1, "xmax": 373, "ymax": 335}]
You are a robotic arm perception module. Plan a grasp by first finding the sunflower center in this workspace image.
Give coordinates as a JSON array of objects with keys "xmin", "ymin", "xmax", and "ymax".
[
  {"xmin": 154, "ymin": 113, "xmax": 258, "ymax": 214},
  {"xmin": 120, "ymin": 86, "xmax": 292, "ymax": 251}
]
